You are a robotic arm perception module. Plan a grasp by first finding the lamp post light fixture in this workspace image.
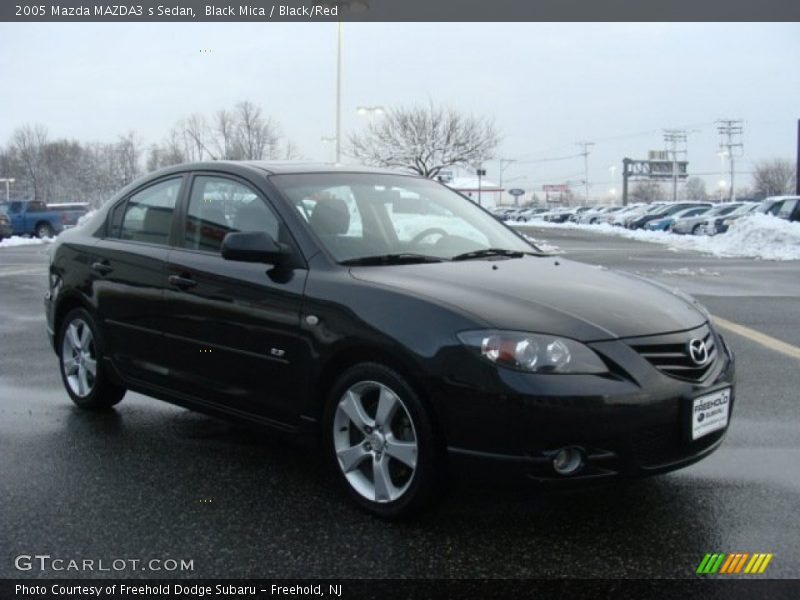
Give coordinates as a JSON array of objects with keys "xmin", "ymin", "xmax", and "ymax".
[
  {"xmin": 356, "ymin": 105, "xmax": 385, "ymax": 128},
  {"xmin": 356, "ymin": 105, "xmax": 385, "ymax": 116},
  {"xmin": 0, "ymin": 178, "xmax": 15, "ymax": 201}
]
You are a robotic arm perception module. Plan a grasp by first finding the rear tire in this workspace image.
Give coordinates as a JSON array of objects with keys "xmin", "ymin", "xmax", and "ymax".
[
  {"xmin": 692, "ymin": 224, "xmax": 703, "ymax": 235},
  {"xmin": 323, "ymin": 362, "xmax": 442, "ymax": 518},
  {"xmin": 58, "ymin": 308, "xmax": 125, "ymax": 410},
  {"xmin": 36, "ymin": 222, "xmax": 54, "ymax": 239}
]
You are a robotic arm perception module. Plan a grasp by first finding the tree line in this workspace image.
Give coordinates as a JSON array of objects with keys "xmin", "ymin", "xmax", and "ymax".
[
  {"xmin": 0, "ymin": 101, "xmax": 300, "ymax": 206},
  {"xmin": 0, "ymin": 99, "xmax": 794, "ymax": 206}
]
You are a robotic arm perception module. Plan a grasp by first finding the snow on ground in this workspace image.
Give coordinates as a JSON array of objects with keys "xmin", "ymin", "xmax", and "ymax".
[
  {"xmin": 512, "ymin": 214, "xmax": 800, "ymax": 261},
  {"xmin": 661, "ymin": 267, "xmax": 721, "ymax": 277},
  {"xmin": 520, "ymin": 233, "xmax": 562, "ymax": 254},
  {"xmin": 0, "ymin": 236, "xmax": 53, "ymax": 248}
]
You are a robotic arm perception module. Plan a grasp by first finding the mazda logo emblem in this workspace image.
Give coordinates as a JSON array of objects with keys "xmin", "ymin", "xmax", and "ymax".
[{"xmin": 688, "ymin": 338, "xmax": 709, "ymax": 366}]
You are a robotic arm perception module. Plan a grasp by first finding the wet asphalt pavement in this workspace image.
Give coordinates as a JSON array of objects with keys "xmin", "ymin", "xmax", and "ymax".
[{"xmin": 1, "ymin": 231, "xmax": 799, "ymax": 579}]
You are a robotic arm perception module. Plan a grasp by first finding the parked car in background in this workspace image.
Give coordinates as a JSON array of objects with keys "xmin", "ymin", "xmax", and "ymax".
[
  {"xmin": 577, "ymin": 206, "xmax": 623, "ymax": 225},
  {"xmin": 545, "ymin": 206, "xmax": 589, "ymax": 223},
  {"xmin": 515, "ymin": 207, "xmax": 549, "ymax": 222},
  {"xmin": 619, "ymin": 203, "xmax": 669, "ymax": 228},
  {"xmin": 774, "ymin": 196, "xmax": 800, "ymax": 222},
  {"xmin": 645, "ymin": 205, "xmax": 712, "ymax": 232},
  {"xmin": 714, "ymin": 196, "xmax": 797, "ymax": 235},
  {"xmin": 605, "ymin": 203, "xmax": 644, "ymax": 226},
  {"xmin": 671, "ymin": 202, "xmax": 748, "ymax": 235},
  {"xmin": 705, "ymin": 203, "xmax": 759, "ymax": 235},
  {"xmin": 628, "ymin": 202, "xmax": 712, "ymax": 230},
  {"xmin": 0, "ymin": 200, "xmax": 89, "ymax": 238}
]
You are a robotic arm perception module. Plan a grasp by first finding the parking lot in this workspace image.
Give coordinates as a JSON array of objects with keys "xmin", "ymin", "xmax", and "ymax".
[{"xmin": 1, "ymin": 230, "xmax": 799, "ymax": 579}]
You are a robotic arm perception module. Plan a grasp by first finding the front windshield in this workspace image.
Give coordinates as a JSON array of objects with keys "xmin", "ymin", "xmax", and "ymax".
[{"xmin": 271, "ymin": 173, "xmax": 537, "ymax": 263}]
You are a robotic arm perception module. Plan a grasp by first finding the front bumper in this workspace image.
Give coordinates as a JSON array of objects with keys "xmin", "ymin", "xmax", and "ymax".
[{"xmin": 433, "ymin": 327, "xmax": 736, "ymax": 485}]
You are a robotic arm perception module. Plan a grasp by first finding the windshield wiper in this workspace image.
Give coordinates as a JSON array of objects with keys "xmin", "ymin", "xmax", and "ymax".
[
  {"xmin": 451, "ymin": 248, "xmax": 526, "ymax": 261},
  {"xmin": 340, "ymin": 253, "xmax": 445, "ymax": 266}
]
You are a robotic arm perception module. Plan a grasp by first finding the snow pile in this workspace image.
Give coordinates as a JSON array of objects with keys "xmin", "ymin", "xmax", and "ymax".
[
  {"xmin": 76, "ymin": 209, "xmax": 98, "ymax": 227},
  {"xmin": 511, "ymin": 215, "xmax": 800, "ymax": 261},
  {"xmin": 520, "ymin": 233, "xmax": 561, "ymax": 254},
  {"xmin": 0, "ymin": 236, "xmax": 54, "ymax": 248}
]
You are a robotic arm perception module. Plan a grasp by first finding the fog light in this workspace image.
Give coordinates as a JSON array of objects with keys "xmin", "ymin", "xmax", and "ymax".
[{"xmin": 552, "ymin": 446, "xmax": 584, "ymax": 475}]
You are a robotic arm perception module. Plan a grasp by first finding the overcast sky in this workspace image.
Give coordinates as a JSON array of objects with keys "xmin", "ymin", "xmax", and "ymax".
[{"xmin": 1, "ymin": 22, "xmax": 798, "ymax": 196}]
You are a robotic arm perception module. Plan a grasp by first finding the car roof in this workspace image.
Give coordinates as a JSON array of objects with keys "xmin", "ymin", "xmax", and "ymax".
[{"xmin": 191, "ymin": 160, "xmax": 406, "ymax": 176}]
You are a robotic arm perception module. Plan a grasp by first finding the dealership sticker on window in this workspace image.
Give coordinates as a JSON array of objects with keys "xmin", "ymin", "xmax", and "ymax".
[{"xmin": 692, "ymin": 388, "xmax": 731, "ymax": 440}]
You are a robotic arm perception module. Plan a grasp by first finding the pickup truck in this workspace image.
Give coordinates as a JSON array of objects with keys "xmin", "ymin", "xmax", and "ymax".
[{"xmin": 0, "ymin": 200, "xmax": 89, "ymax": 238}]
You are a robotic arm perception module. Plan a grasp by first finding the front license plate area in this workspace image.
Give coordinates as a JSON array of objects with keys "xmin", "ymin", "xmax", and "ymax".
[{"xmin": 692, "ymin": 388, "xmax": 730, "ymax": 440}]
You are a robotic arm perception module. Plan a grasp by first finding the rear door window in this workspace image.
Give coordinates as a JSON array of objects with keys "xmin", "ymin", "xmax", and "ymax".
[{"xmin": 119, "ymin": 178, "xmax": 182, "ymax": 245}]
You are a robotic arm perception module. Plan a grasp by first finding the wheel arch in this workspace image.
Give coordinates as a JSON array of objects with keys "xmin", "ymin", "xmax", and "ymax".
[
  {"xmin": 53, "ymin": 292, "xmax": 94, "ymax": 352},
  {"xmin": 309, "ymin": 344, "xmax": 446, "ymax": 443}
]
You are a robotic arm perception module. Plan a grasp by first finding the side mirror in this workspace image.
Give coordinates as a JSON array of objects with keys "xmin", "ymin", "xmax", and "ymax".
[{"xmin": 221, "ymin": 231, "xmax": 289, "ymax": 264}]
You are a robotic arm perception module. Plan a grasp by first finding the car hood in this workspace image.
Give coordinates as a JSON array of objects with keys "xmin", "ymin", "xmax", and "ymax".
[{"xmin": 350, "ymin": 256, "xmax": 706, "ymax": 341}]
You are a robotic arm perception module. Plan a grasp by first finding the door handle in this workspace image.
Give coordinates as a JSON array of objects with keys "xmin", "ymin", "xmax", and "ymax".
[
  {"xmin": 168, "ymin": 274, "xmax": 197, "ymax": 289},
  {"xmin": 91, "ymin": 261, "xmax": 113, "ymax": 275}
]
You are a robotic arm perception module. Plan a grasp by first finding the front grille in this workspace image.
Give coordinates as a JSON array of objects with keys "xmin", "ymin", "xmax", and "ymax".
[{"xmin": 628, "ymin": 324, "xmax": 718, "ymax": 383}]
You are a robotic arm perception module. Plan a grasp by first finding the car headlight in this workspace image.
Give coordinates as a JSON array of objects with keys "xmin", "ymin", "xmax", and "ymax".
[{"xmin": 457, "ymin": 330, "xmax": 608, "ymax": 374}]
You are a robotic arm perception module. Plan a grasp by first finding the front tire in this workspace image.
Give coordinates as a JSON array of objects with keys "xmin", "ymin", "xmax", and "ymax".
[
  {"xmin": 58, "ymin": 308, "xmax": 125, "ymax": 410},
  {"xmin": 323, "ymin": 363, "xmax": 442, "ymax": 518}
]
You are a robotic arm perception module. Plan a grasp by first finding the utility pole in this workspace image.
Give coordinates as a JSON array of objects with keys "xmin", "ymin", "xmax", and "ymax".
[
  {"xmin": 716, "ymin": 119, "xmax": 744, "ymax": 202},
  {"xmin": 663, "ymin": 129, "xmax": 687, "ymax": 202},
  {"xmin": 577, "ymin": 141, "xmax": 594, "ymax": 205}
]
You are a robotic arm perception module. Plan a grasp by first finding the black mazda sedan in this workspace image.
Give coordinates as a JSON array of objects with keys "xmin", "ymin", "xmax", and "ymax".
[{"xmin": 45, "ymin": 162, "xmax": 735, "ymax": 517}]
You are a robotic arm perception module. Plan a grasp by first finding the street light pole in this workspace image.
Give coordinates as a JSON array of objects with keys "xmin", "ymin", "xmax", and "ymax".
[
  {"xmin": 0, "ymin": 178, "xmax": 14, "ymax": 201},
  {"xmin": 335, "ymin": 21, "xmax": 342, "ymax": 164}
]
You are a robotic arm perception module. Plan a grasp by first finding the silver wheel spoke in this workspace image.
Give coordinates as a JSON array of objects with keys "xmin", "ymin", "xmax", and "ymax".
[
  {"xmin": 78, "ymin": 365, "xmax": 89, "ymax": 396},
  {"xmin": 372, "ymin": 455, "xmax": 395, "ymax": 502},
  {"xmin": 384, "ymin": 434, "xmax": 417, "ymax": 469},
  {"xmin": 83, "ymin": 355, "xmax": 97, "ymax": 377},
  {"xmin": 374, "ymin": 387, "xmax": 399, "ymax": 429},
  {"xmin": 339, "ymin": 390, "xmax": 373, "ymax": 433},
  {"xmin": 80, "ymin": 327, "xmax": 93, "ymax": 351},
  {"xmin": 337, "ymin": 444, "xmax": 370, "ymax": 473},
  {"xmin": 67, "ymin": 323, "xmax": 81, "ymax": 350},
  {"xmin": 63, "ymin": 356, "xmax": 78, "ymax": 375}
]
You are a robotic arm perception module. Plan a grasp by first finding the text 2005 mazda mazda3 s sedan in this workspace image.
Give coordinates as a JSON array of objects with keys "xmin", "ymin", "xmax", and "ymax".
[{"xmin": 45, "ymin": 162, "xmax": 735, "ymax": 517}]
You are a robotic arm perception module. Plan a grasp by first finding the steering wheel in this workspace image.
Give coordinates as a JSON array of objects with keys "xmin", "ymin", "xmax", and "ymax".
[{"xmin": 411, "ymin": 227, "xmax": 448, "ymax": 245}]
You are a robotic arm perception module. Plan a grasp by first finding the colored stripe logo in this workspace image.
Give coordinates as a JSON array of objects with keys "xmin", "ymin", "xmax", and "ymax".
[{"xmin": 697, "ymin": 553, "xmax": 773, "ymax": 574}]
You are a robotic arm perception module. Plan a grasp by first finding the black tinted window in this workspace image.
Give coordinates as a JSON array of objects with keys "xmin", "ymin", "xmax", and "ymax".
[
  {"xmin": 183, "ymin": 176, "xmax": 279, "ymax": 253},
  {"xmin": 120, "ymin": 178, "xmax": 181, "ymax": 245}
]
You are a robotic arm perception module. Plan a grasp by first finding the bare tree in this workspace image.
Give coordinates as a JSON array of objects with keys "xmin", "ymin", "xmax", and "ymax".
[
  {"xmin": 348, "ymin": 103, "xmax": 500, "ymax": 178},
  {"xmin": 116, "ymin": 132, "xmax": 142, "ymax": 185},
  {"xmin": 684, "ymin": 177, "xmax": 708, "ymax": 201},
  {"xmin": 752, "ymin": 159, "xmax": 796, "ymax": 199},
  {"xmin": 630, "ymin": 180, "xmax": 665, "ymax": 203},
  {"xmin": 11, "ymin": 124, "xmax": 49, "ymax": 200}
]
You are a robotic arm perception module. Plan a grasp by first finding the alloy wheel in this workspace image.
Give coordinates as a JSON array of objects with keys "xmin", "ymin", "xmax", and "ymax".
[
  {"xmin": 332, "ymin": 380, "xmax": 418, "ymax": 503},
  {"xmin": 61, "ymin": 318, "xmax": 97, "ymax": 397}
]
